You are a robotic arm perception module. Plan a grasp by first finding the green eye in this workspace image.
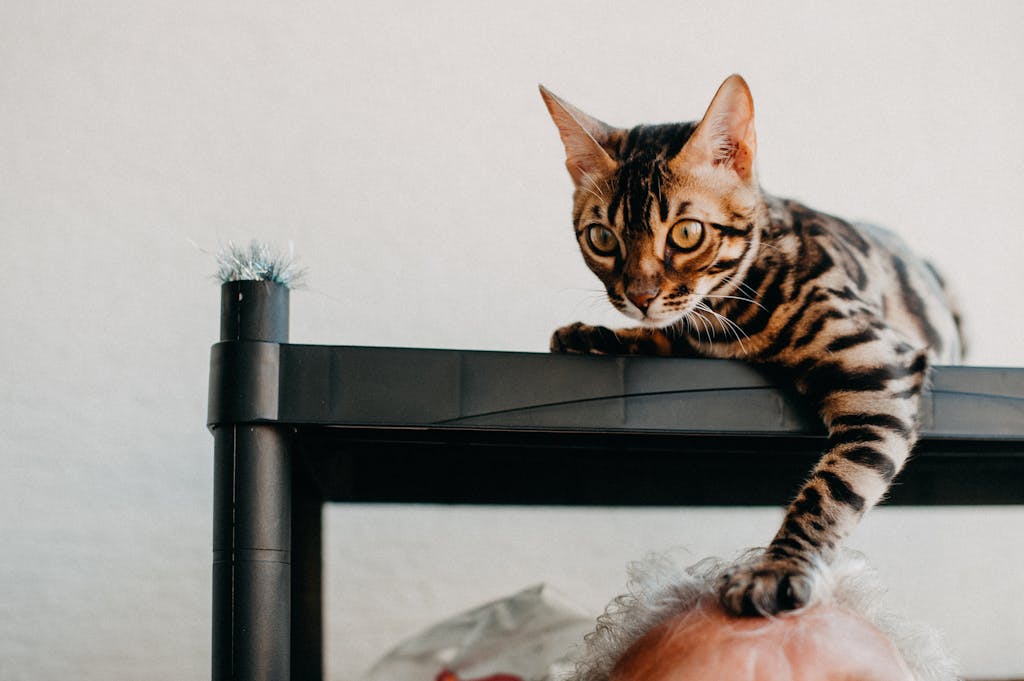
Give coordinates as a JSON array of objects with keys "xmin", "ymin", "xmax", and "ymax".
[
  {"xmin": 669, "ymin": 219, "xmax": 704, "ymax": 251},
  {"xmin": 586, "ymin": 224, "xmax": 619, "ymax": 256}
]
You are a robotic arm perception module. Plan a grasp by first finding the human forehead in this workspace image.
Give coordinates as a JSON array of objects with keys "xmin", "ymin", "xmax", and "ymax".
[{"xmin": 608, "ymin": 601, "xmax": 914, "ymax": 681}]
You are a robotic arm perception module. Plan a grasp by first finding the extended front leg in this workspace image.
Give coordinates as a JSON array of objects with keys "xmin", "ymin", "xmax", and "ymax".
[
  {"xmin": 719, "ymin": 339, "xmax": 929, "ymax": 616},
  {"xmin": 551, "ymin": 321, "xmax": 698, "ymax": 357}
]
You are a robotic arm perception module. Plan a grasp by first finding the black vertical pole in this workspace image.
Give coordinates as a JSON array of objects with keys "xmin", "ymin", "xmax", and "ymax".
[
  {"xmin": 291, "ymin": 463, "xmax": 324, "ymax": 681},
  {"xmin": 212, "ymin": 280, "xmax": 292, "ymax": 681}
]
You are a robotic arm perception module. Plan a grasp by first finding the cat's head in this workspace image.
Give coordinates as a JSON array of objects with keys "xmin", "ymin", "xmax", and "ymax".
[{"xmin": 541, "ymin": 75, "xmax": 766, "ymax": 328}]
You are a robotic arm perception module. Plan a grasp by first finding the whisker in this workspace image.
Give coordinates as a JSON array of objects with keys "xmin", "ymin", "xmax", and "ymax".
[
  {"xmin": 714, "ymin": 273, "xmax": 760, "ymax": 301},
  {"xmin": 696, "ymin": 301, "xmax": 750, "ymax": 355},
  {"xmin": 681, "ymin": 312, "xmax": 694, "ymax": 340},
  {"xmin": 756, "ymin": 241, "xmax": 788, "ymax": 258},
  {"xmin": 578, "ymin": 183, "xmax": 603, "ymax": 202},
  {"xmin": 702, "ymin": 293, "xmax": 769, "ymax": 312},
  {"xmin": 690, "ymin": 308, "xmax": 713, "ymax": 345}
]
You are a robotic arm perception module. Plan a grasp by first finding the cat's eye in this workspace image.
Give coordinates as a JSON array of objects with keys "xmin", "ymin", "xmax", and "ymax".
[
  {"xmin": 586, "ymin": 224, "xmax": 619, "ymax": 256},
  {"xmin": 668, "ymin": 219, "xmax": 704, "ymax": 251}
]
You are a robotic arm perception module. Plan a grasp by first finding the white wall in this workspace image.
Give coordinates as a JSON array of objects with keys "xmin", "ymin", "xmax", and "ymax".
[{"xmin": 1, "ymin": 1, "xmax": 1022, "ymax": 680}]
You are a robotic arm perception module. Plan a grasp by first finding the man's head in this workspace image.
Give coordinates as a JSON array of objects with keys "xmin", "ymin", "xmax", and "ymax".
[
  {"xmin": 610, "ymin": 596, "xmax": 912, "ymax": 681},
  {"xmin": 568, "ymin": 551, "xmax": 957, "ymax": 681}
]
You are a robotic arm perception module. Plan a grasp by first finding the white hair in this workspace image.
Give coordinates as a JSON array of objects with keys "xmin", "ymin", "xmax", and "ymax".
[{"xmin": 563, "ymin": 549, "xmax": 959, "ymax": 681}]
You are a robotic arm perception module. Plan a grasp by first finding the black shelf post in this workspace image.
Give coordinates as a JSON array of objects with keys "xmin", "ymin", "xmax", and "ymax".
[{"xmin": 212, "ymin": 280, "xmax": 293, "ymax": 681}]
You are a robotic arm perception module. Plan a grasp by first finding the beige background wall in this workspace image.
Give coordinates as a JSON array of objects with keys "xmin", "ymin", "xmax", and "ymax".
[{"xmin": 2, "ymin": 1, "xmax": 1022, "ymax": 679}]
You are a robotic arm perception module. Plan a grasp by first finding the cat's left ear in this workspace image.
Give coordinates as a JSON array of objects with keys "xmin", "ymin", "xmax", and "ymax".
[
  {"xmin": 673, "ymin": 74, "xmax": 757, "ymax": 182},
  {"xmin": 539, "ymin": 85, "xmax": 619, "ymax": 187}
]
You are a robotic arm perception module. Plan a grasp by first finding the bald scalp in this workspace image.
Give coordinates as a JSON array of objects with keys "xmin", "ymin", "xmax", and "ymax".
[{"xmin": 610, "ymin": 598, "xmax": 913, "ymax": 681}]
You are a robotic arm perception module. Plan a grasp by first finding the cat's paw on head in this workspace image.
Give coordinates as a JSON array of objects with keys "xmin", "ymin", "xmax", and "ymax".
[{"xmin": 717, "ymin": 557, "xmax": 820, "ymax": 617}]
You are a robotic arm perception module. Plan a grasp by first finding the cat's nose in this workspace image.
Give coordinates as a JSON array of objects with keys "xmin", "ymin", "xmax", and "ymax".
[{"xmin": 627, "ymin": 289, "xmax": 659, "ymax": 313}]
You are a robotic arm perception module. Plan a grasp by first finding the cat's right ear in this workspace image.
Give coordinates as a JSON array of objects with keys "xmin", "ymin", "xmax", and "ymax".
[
  {"xmin": 673, "ymin": 74, "xmax": 757, "ymax": 182},
  {"xmin": 539, "ymin": 85, "xmax": 618, "ymax": 187}
]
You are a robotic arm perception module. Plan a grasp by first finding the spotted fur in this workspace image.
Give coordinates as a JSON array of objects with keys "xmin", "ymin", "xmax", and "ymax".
[{"xmin": 541, "ymin": 75, "xmax": 963, "ymax": 616}]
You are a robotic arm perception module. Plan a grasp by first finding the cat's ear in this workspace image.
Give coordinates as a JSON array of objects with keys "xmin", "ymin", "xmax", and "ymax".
[
  {"xmin": 673, "ymin": 74, "xmax": 757, "ymax": 182},
  {"xmin": 539, "ymin": 85, "xmax": 619, "ymax": 187}
]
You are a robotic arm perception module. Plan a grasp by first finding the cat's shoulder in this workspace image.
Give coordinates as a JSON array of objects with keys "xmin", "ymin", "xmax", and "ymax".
[{"xmin": 767, "ymin": 195, "xmax": 908, "ymax": 257}]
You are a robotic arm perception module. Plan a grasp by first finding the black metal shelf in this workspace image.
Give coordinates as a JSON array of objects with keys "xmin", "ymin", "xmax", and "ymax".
[
  {"xmin": 206, "ymin": 279, "xmax": 1024, "ymax": 681},
  {"xmin": 210, "ymin": 341, "xmax": 1024, "ymax": 440}
]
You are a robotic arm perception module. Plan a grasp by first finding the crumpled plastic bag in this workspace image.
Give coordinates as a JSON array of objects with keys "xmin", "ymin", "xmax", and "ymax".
[{"xmin": 361, "ymin": 584, "xmax": 594, "ymax": 681}]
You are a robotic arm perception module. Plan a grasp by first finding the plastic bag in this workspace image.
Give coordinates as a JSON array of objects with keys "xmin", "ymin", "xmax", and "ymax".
[{"xmin": 362, "ymin": 584, "xmax": 593, "ymax": 681}]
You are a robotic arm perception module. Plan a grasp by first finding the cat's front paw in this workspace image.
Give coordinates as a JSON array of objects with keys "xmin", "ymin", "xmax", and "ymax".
[
  {"xmin": 550, "ymin": 322, "xmax": 626, "ymax": 355},
  {"xmin": 718, "ymin": 558, "xmax": 817, "ymax": 616}
]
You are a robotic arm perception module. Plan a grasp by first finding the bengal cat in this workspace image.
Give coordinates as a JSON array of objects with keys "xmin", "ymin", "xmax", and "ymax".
[{"xmin": 540, "ymin": 75, "xmax": 963, "ymax": 616}]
